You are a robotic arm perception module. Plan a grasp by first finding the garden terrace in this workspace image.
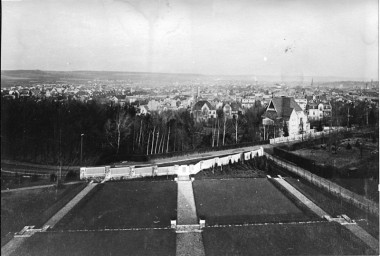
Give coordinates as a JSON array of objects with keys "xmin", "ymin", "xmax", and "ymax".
[
  {"xmin": 202, "ymin": 222, "xmax": 375, "ymax": 255},
  {"xmin": 9, "ymin": 229, "xmax": 176, "ymax": 256},
  {"xmin": 54, "ymin": 181, "xmax": 177, "ymax": 230},
  {"xmin": 192, "ymin": 178, "xmax": 318, "ymax": 225}
]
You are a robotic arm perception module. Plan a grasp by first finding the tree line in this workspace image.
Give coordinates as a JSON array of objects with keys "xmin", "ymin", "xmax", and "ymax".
[{"xmin": 1, "ymin": 99, "xmax": 266, "ymax": 166}]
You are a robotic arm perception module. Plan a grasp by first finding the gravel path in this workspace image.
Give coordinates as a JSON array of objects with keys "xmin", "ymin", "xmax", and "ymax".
[
  {"xmin": 177, "ymin": 180, "xmax": 198, "ymax": 225},
  {"xmin": 274, "ymin": 177, "xmax": 378, "ymax": 254},
  {"xmin": 176, "ymin": 232, "xmax": 205, "ymax": 256},
  {"xmin": 44, "ymin": 182, "xmax": 97, "ymax": 228},
  {"xmin": 344, "ymin": 224, "xmax": 379, "ymax": 253},
  {"xmin": 273, "ymin": 178, "xmax": 329, "ymax": 217}
]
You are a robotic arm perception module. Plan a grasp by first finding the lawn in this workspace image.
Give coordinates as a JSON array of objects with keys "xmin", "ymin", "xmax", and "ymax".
[
  {"xmin": 192, "ymin": 179, "xmax": 316, "ymax": 225},
  {"xmin": 292, "ymin": 147, "xmax": 363, "ymax": 169},
  {"xmin": 10, "ymin": 229, "xmax": 176, "ymax": 256},
  {"xmin": 1, "ymin": 183, "xmax": 85, "ymax": 245},
  {"xmin": 202, "ymin": 222, "xmax": 375, "ymax": 255},
  {"xmin": 193, "ymin": 159, "xmax": 267, "ymax": 180},
  {"xmin": 55, "ymin": 180, "xmax": 177, "ymax": 230},
  {"xmin": 285, "ymin": 177, "xmax": 379, "ymax": 239}
]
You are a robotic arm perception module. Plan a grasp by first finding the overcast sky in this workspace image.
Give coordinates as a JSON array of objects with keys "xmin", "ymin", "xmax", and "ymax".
[{"xmin": 1, "ymin": 0, "xmax": 378, "ymax": 79}]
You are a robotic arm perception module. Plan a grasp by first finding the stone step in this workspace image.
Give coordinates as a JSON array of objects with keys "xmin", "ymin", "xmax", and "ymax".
[
  {"xmin": 176, "ymin": 224, "xmax": 201, "ymax": 233},
  {"xmin": 178, "ymin": 175, "xmax": 190, "ymax": 181}
]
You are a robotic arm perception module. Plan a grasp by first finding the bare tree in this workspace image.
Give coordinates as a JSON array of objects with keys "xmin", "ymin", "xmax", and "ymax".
[
  {"xmin": 104, "ymin": 108, "xmax": 133, "ymax": 155},
  {"xmin": 150, "ymin": 126, "xmax": 156, "ymax": 155},
  {"xmin": 234, "ymin": 116, "xmax": 238, "ymax": 144},
  {"xmin": 223, "ymin": 115, "xmax": 227, "ymax": 146},
  {"xmin": 166, "ymin": 125, "xmax": 170, "ymax": 153},
  {"xmin": 146, "ymin": 131, "xmax": 151, "ymax": 155}
]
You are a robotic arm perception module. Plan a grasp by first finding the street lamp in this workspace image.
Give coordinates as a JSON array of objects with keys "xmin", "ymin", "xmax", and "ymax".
[{"xmin": 80, "ymin": 134, "xmax": 84, "ymax": 166}]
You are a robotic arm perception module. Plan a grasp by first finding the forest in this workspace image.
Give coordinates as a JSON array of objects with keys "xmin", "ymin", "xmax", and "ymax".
[{"xmin": 1, "ymin": 98, "xmax": 266, "ymax": 166}]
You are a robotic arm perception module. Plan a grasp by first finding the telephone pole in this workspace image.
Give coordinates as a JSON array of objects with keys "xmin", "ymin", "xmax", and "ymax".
[{"xmin": 80, "ymin": 134, "xmax": 84, "ymax": 166}]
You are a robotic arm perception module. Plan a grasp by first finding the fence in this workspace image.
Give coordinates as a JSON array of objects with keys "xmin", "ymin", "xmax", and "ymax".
[
  {"xmin": 269, "ymin": 127, "xmax": 355, "ymax": 145},
  {"xmin": 265, "ymin": 153, "xmax": 379, "ymax": 216},
  {"xmin": 80, "ymin": 147, "xmax": 264, "ymax": 181},
  {"xmin": 272, "ymin": 147, "xmax": 338, "ymax": 178}
]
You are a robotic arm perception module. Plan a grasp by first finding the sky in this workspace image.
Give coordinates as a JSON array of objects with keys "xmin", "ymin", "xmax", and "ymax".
[{"xmin": 1, "ymin": 0, "xmax": 379, "ymax": 80}]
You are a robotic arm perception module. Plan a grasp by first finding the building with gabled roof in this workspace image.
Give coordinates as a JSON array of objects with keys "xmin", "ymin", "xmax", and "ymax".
[
  {"xmin": 192, "ymin": 100, "xmax": 217, "ymax": 122},
  {"xmin": 262, "ymin": 96, "xmax": 309, "ymax": 137}
]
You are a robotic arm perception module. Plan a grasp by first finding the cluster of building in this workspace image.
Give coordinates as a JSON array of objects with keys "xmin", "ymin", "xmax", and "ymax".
[{"xmin": 2, "ymin": 79, "xmax": 378, "ymax": 139}]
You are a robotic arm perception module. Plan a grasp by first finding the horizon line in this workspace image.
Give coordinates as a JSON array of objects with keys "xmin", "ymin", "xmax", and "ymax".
[{"xmin": 1, "ymin": 69, "xmax": 377, "ymax": 81}]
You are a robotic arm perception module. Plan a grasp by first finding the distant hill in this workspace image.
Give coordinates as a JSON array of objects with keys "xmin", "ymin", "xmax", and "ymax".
[
  {"xmin": 1, "ymin": 70, "xmax": 208, "ymax": 87},
  {"xmin": 1, "ymin": 70, "xmax": 376, "ymax": 88}
]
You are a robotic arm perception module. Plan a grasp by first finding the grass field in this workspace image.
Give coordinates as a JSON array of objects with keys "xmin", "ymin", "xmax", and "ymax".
[
  {"xmin": 192, "ymin": 179, "xmax": 317, "ymax": 225},
  {"xmin": 1, "ymin": 183, "xmax": 84, "ymax": 245},
  {"xmin": 55, "ymin": 181, "xmax": 177, "ymax": 230},
  {"xmin": 202, "ymin": 222, "xmax": 375, "ymax": 255},
  {"xmin": 10, "ymin": 230, "xmax": 176, "ymax": 256},
  {"xmin": 285, "ymin": 177, "xmax": 379, "ymax": 239}
]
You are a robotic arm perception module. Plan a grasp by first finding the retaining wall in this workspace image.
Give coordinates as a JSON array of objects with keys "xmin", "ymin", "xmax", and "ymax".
[{"xmin": 80, "ymin": 147, "xmax": 264, "ymax": 181}]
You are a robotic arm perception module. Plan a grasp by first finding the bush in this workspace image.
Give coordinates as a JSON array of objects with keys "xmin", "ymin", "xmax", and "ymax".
[
  {"xmin": 65, "ymin": 170, "xmax": 79, "ymax": 181},
  {"xmin": 50, "ymin": 173, "xmax": 57, "ymax": 182}
]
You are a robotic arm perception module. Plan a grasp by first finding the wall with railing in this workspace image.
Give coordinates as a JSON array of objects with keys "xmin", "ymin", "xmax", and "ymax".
[{"xmin": 80, "ymin": 147, "xmax": 264, "ymax": 181}]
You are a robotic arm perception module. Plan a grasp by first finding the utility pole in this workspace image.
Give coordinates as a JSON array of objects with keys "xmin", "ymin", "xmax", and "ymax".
[
  {"xmin": 58, "ymin": 128, "xmax": 62, "ymax": 187},
  {"xmin": 80, "ymin": 134, "xmax": 84, "ymax": 166}
]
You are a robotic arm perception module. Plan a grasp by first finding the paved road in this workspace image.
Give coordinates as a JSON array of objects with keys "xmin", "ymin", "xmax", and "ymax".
[
  {"xmin": 152, "ymin": 144, "xmax": 272, "ymax": 166},
  {"xmin": 1, "ymin": 181, "xmax": 83, "ymax": 194}
]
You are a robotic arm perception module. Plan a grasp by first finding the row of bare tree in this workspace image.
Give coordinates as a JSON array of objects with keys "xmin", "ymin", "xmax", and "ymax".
[{"xmin": 2, "ymin": 98, "xmax": 267, "ymax": 165}]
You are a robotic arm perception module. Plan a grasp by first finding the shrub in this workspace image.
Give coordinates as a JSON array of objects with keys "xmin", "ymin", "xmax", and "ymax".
[
  {"xmin": 65, "ymin": 170, "xmax": 79, "ymax": 181},
  {"xmin": 50, "ymin": 173, "xmax": 57, "ymax": 182}
]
